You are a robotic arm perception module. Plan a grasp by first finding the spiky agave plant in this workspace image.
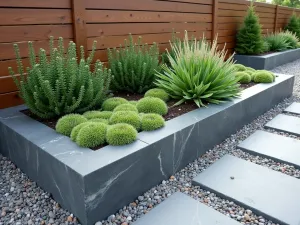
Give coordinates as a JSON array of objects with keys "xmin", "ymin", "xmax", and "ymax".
[
  {"xmin": 9, "ymin": 37, "xmax": 111, "ymax": 119},
  {"xmin": 155, "ymin": 31, "xmax": 241, "ymax": 107}
]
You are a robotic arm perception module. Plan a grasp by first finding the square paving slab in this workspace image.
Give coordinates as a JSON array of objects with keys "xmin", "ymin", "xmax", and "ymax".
[
  {"xmin": 238, "ymin": 130, "xmax": 300, "ymax": 168},
  {"xmin": 133, "ymin": 192, "xmax": 241, "ymax": 225},
  {"xmin": 192, "ymin": 155, "xmax": 300, "ymax": 225},
  {"xmin": 265, "ymin": 114, "xmax": 300, "ymax": 136},
  {"xmin": 284, "ymin": 102, "xmax": 300, "ymax": 115}
]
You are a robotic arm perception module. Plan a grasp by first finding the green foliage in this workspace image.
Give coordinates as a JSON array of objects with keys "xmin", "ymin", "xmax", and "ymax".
[
  {"xmin": 272, "ymin": 0, "xmax": 300, "ymax": 8},
  {"xmin": 109, "ymin": 111, "xmax": 141, "ymax": 130},
  {"xmin": 9, "ymin": 37, "xmax": 111, "ymax": 119},
  {"xmin": 56, "ymin": 114, "xmax": 87, "ymax": 137},
  {"xmin": 141, "ymin": 113, "xmax": 165, "ymax": 131},
  {"xmin": 253, "ymin": 71, "xmax": 274, "ymax": 83},
  {"xmin": 128, "ymin": 100, "xmax": 138, "ymax": 106},
  {"xmin": 264, "ymin": 31, "xmax": 299, "ymax": 52},
  {"xmin": 236, "ymin": 72, "xmax": 252, "ymax": 84},
  {"xmin": 155, "ymin": 31, "xmax": 241, "ymax": 107},
  {"xmin": 285, "ymin": 14, "xmax": 300, "ymax": 38},
  {"xmin": 92, "ymin": 111, "xmax": 113, "ymax": 120},
  {"xmin": 106, "ymin": 123, "xmax": 137, "ymax": 146},
  {"xmin": 137, "ymin": 97, "xmax": 168, "ymax": 115},
  {"xmin": 89, "ymin": 118, "xmax": 109, "ymax": 124},
  {"xmin": 102, "ymin": 97, "xmax": 128, "ymax": 111},
  {"xmin": 70, "ymin": 122, "xmax": 93, "ymax": 142},
  {"xmin": 83, "ymin": 111, "xmax": 102, "ymax": 120},
  {"xmin": 108, "ymin": 34, "xmax": 160, "ymax": 93},
  {"xmin": 233, "ymin": 64, "xmax": 247, "ymax": 72},
  {"xmin": 144, "ymin": 88, "xmax": 170, "ymax": 102},
  {"xmin": 113, "ymin": 103, "xmax": 138, "ymax": 113},
  {"xmin": 235, "ymin": 5, "xmax": 264, "ymax": 55},
  {"xmin": 262, "ymin": 40, "xmax": 271, "ymax": 52},
  {"xmin": 246, "ymin": 67, "xmax": 256, "ymax": 72},
  {"xmin": 76, "ymin": 123, "xmax": 107, "ymax": 148}
]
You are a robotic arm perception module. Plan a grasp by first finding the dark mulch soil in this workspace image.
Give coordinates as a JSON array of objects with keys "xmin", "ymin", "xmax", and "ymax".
[
  {"xmin": 240, "ymin": 82, "xmax": 257, "ymax": 90},
  {"xmin": 21, "ymin": 109, "xmax": 58, "ymax": 130}
]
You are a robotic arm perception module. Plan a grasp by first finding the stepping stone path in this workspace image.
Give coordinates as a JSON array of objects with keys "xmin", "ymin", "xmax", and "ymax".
[{"xmin": 134, "ymin": 103, "xmax": 300, "ymax": 225}]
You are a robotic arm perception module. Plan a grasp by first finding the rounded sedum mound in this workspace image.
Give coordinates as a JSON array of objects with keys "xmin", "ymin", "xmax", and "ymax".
[
  {"xmin": 106, "ymin": 123, "xmax": 137, "ymax": 146},
  {"xmin": 144, "ymin": 88, "xmax": 170, "ymax": 102},
  {"xmin": 83, "ymin": 111, "xmax": 103, "ymax": 120},
  {"xmin": 253, "ymin": 71, "xmax": 274, "ymax": 83},
  {"xmin": 89, "ymin": 118, "xmax": 109, "ymax": 124},
  {"xmin": 113, "ymin": 103, "xmax": 138, "ymax": 113},
  {"xmin": 70, "ymin": 122, "xmax": 93, "ymax": 142},
  {"xmin": 109, "ymin": 111, "xmax": 141, "ymax": 130},
  {"xmin": 102, "ymin": 97, "xmax": 128, "ymax": 111},
  {"xmin": 141, "ymin": 113, "xmax": 165, "ymax": 131},
  {"xmin": 234, "ymin": 64, "xmax": 247, "ymax": 72},
  {"xmin": 236, "ymin": 72, "xmax": 251, "ymax": 84},
  {"xmin": 76, "ymin": 123, "xmax": 107, "ymax": 148},
  {"xmin": 56, "ymin": 114, "xmax": 87, "ymax": 137},
  {"xmin": 128, "ymin": 100, "xmax": 138, "ymax": 106},
  {"xmin": 137, "ymin": 97, "xmax": 168, "ymax": 115},
  {"xmin": 93, "ymin": 111, "xmax": 113, "ymax": 120}
]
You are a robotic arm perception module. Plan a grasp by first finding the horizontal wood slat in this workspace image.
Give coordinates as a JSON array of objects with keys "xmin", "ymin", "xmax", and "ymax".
[
  {"xmin": 0, "ymin": 92, "xmax": 23, "ymax": 109},
  {"xmin": 0, "ymin": 0, "xmax": 71, "ymax": 8}
]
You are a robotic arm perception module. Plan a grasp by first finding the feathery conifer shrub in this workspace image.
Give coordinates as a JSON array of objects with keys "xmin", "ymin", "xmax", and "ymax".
[
  {"xmin": 285, "ymin": 14, "xmax": 300, "ymax": 39},
  {"xmin": 108, "ymin": 34, "xmax": 159, "ymax": 93},
  {"xmin": 9, "ymin": 37, "xmax": 111, "ymax": 119},
  {"xmin": 235, "ymin": 5, "xmax": 264, "ymax": 55}
]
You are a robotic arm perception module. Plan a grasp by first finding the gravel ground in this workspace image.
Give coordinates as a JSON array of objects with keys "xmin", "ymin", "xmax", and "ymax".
[{"xmin": 1, "ymin": 61, "xmax": 300, "ymax": 225}]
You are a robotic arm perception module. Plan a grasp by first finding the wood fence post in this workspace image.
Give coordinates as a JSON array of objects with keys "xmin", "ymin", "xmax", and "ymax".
[
  {"xmin": 274, "ymin": 5, "xmax": 279, "ymax": 33},
  {"xmin": 71, "ymin": 0, "xmax": 87, "ymax": 58},
  {"xmin": 212, "ymin": 0, "xmax": 218, "ymax": 41}
]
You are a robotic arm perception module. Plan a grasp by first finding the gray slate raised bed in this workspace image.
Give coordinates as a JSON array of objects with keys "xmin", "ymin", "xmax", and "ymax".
[
  {"xmin": 0, "ymin": 74, "xmax": 294, "ymax": 225},
  {"xmin": 234, "ymin": 48, "xmax": 300, "ymax": 70}
]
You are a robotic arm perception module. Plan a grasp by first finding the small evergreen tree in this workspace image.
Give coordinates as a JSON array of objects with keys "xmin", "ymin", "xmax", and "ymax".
[
  {"xmin": 285, "ymin": 14, "xmax": 300, "ymax": 39},
  {"xmin": 235, "ymin": 5, "xmax": 264, "ymax": 55}
]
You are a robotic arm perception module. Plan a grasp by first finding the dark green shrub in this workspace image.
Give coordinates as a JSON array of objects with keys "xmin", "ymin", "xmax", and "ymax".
[
  {"xmin": 9, "ymin": 37, "xmax": 111, "ymax": 119},
  {"xmin": 108, "ymin": 34, "xmax": 159, "ymax": 93},
  {"xmin": 234, "ymin": 64, "xmax": 247, "ymax": 72},
  {"xmin": 113, "ymin": 103, "xmax": 138, "ymax": 113},
  {"xmin": 109, "ymin": 111, "xmax": 141, "ymax": 130},
  {"xmin": 128, "ymin": 100, "xmax": 138, "ymax": 106},
  {"xmin": 76, "ymin": 123, "xmax": 107, "ymax": 148},
  {"xmin": 236, "ymin": 72, "xmax": 251, "ymax": 84},
  {"xmin": 56, "ymin": 114, "xmax": 87, "ymax": 136},
  {"xmin": 102, "ymin": 97, "xmax": 128, "ymax": 111},
  {"xmin": 285, "ymin": 14, "xmax": 300, "ymax": 39},
  {"xmin": 141, "ymin": 113, "xmax": 165, "ymax": 131},
  {"xmin": 106, "ymin": 123, "xmax": 137, "ymax": 146},
  {"xmin": 137, "ymin": 97, "xmax": 168, "ymax": 115},
  {"xmin": 70, "ymin": 122, "xmax": 93, "ymax": 142},
  {"xmin": 155, "ymin": 31, "xmax": 240, "ymax": 107},
  {"xmin": 144, "ymin": 88, "xmax": 169, "ymax": 102},
  {"xmin": 235, "ymin": 5, "xmax": 264, "ymax": 55},
  {"xmin": 253, "ymin": 71, "xmax": 274, "ymax": 83},
  {"xmin": 89, "ymin": 118, "xmax": 109, "ymax": 124}
]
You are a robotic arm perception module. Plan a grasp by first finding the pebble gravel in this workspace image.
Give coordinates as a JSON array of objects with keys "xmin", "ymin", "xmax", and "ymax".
[{"xmin": 1, "ymin": 61, "xmax": 300, "ymax": 225}]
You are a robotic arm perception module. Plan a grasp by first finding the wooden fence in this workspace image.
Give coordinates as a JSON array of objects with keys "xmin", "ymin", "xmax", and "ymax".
[{"xmin": 0, "ymin": 0, "xmax": 299, "ymax": 109}]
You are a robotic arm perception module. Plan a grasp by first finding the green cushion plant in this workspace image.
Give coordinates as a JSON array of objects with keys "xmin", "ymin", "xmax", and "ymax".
[
  {"xmin": 141, "ymin": 113, "xmax": 165, "ymax": 131},
  {"xmin": 233, "ymin": 64, "xmax": 247, "ymax": 72},
  {"xmin": 108, "ymin": 34, "xmax": 159, "ymax": 93},
  {"xmin": 106, "ymin": 123, "xmax": 137, "ymax": 146},
  {"xmin": 83, "ymin": 111, "xmax": 103, "ymax": 120},
  {"xmin": 155, "ymin": 31, "xmax": 240, "ymax": 107},
  {"xmin": 128, "ymin": 100, "xmax": 138, "ymax": 106},
  {"xmin": 76, "ymin": 123, "xmax": 108, "ymax": 148},
  {"xmin": 93, "ymin": 111, "xmax": 113, "ymax": 120},
  {"xmin": 9, "ymin": 37, "xmax": 111, "ymax": 119},
  {"xmin": 102, "ymin": 97, "xmax": 128, "ymax": 111},
  {"xmin": 89, "ymin": 118, "xmax": 109, "ymax": 124},
  {"xmin": 113, "ymin": 103, "xmax": 138, "ymax": 113},
  {"xmin": 109, "ymin": 111, "xmax": 141, "ymax": 130},
  {"xmin": 236, "ymin": 72, "xmax": 251, "ymax": 84},
  {"xmin": 56, "ymin": 114, "xmax": 87, "ymax": 137},
  {"xmin": 253, "ymin": 71, "xmax": 274, "ymax": 83},
  {"xmin": 137, "ymin": 97, "xmax": 168, "ymax": 115},
  {"xmin": 70, "ymin": 122, "xmax": 93, "ymax": 142},
  {"xmin": 144, "ymin": 88, "xmax": 170, "ymax": 102}
]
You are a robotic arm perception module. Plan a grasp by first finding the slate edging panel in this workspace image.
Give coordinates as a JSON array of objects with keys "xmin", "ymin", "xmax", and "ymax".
[
  {"xmin": 234, "ymin": 48, "xmax": 300, "ymax": 70},
  {"xmin": 0, "ymin": 74, "xmax": 294, "ymax": 225},
  {"xmin": 192, "ymin": 155, "xmax": 300, "ymax": 225}
]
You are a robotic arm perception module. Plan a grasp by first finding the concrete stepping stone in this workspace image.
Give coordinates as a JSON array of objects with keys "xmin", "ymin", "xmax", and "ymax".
[
  {"xmin": 238, "ymin": 130, "xmax": 300, "ymax": 168},
  {"xmin": 284, "ymin": 102, "xmax": 300, "ymax": 115},
  {"xmin": 265, "ymin": 114, "xmax": 300, "ymax": 136},
  {"xmin": 192, "ymin": 155, "xmax": 300, "ymax": 225},
  {"xmin": 133, "ymin": 192, "xmax": 241, "ymax": 225}
]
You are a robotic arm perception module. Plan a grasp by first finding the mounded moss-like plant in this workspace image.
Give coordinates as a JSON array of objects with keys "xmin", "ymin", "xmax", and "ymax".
[
  {"xmin": 137, "ymin": 97, "xmax": 168, "ymax": 115},
  {"xmin": 93, "ymin": 111, "xmax": 113, "ymax": 120},
  {"xmin": 109, "ymin": 111, "xmax": 141, "ymax": 130},
  {"xmin": 106, "ymin": 123, "xmax": 137, "ymax": 146},
  {"xmin": 141, "ymin": 113, "xmax": 165, "ymax": 131},
  {"xmin": 89, "ymin": 118, "xmax": 109, "ymax": 124},
  {"xmin": 236, "ymin": 72, "xmax": 251, "ymax": 84},
  {"xmin": 113, "ymin": 103, "xmax": 138, "ymax": 113},
  {"xmin": 246, "ymin": 67, "xmax": 255, "ymax": 72},
  {"xmin": 144, "ymin": 88, "xmax": 170, "ymax": 102},
  {"xmin": 83, "ymin": 111, "xmax": 103, "ymax": 120},
  {"xmin": 253, "ymin": 71, "xmax": 274, "ymax": 83},
  {"xmin": 56, "ymin": 114, "xmax": 87, "ymax": 137},
  {"xmin": 76, "ymin": 123, "xmax": 107, "ymax": 148},
  {"xmin": 70, "ymin": 122, "xmax": 93, "ymax": 142},
  {"xmin": 102, "ymin": 97, "xmax": 128, "ymax": 111},
  {"xmin": 234, "ymin": 64, "xmax": 247, "ymax": 72},
  {"xmin": 128, "ymin": 100, "xmax": 138, "ymax": 106}
]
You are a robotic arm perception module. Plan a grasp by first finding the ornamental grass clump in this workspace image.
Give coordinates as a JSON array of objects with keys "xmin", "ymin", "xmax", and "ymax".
[
  {"xmin": 108, "ymin": 34, "xmax": 159, "ymax": 93},
  {"xmin": 113, "ymin": 103, "xmax": 138, "ymax": 113},
  {"xmin": 106, "ymin": 123, "xmax": 137, "ymax": 146},
  {"xmin": 137, "ymin": 97, "xmax": 168, "ymax": 115},
  {"xmin": 141, "ymin": 113, "xmax": 165, "ymax": 131},
  {"xmin": 76, "ymin": 123, "xmax": 107, "ymax": 148},
  {"xmin": 109, "ymin": 111, "xmax": 141, "ymax": 130},
  {"xmin": 144, "ymin": 88, "xmax": 169, "ymax": 102},
  {"xmin": 264, "ymin": 31, "xmax": 299, "ymax": 52},
  {"xmin": 102, "ymin": 97, "xmax": 128, "ymax": 111},
  {"xmin": 9, "ymin": 37, "xmax": 111, "ymax": 119},
  {"xmin": 56, "ymin": 114, "xmax": 87, "ymax": 137},
  {"xmin": 155, "ymin": 31, "xmax": 240, "ymax": 107}
]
